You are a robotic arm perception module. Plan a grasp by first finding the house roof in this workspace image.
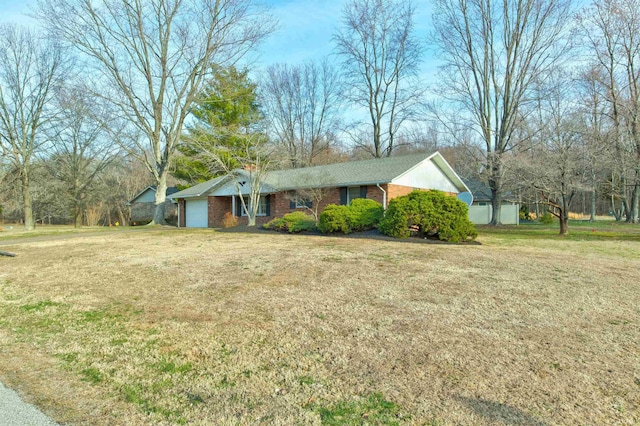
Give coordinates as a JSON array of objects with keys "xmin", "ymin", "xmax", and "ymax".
[
  {"xmin": 167, "ymin": 175, "xmax": 228, "ymax": 199},
  {"xmin": 169, "ymin": 152, "xmax": 469, "ymax": 199},
  {"xmin": 263, "ymin": 153, "xmax": 431, "ymax": 190},
  {"xmin": 127, "ymin": 185, "xmax": 180, "ymax": 205}
]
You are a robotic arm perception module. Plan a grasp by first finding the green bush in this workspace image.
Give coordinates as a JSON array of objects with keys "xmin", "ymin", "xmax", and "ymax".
[
  {"xmin": 318, "ymin": 205, "xmax": 352, "ymax": 234},
  {"xmin": 539, "ymin": 212, "xmax": 555, "ymax": 225},
  {"xmin": 379, "ymin": 190, "xmax": 477, "ymax": 242},
  {"xmin": 348, "ymin": 198, "xmax": 384, "ymax": 231},
  {"xmin": 264, "ymin": 211, "xmax": 317, "ymax": 233},
  {"xmin": 318, "ymin": 199, "xmax": 384, "ymax": 234}
]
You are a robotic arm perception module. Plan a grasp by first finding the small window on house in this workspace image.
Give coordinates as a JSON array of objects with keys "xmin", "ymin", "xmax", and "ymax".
[
  {"xmin": 478, "ymin": 202, "xmax": 487, "ymax": 206},
  {"xmin": 241, "ymin": 196, "xmax": 268, "ymax": 216},
  {"xmin": 347, "ymin": 186, "xmax": 362, "ymax": 205},
  {"xmin": 295, "ymin": 198, "xmax": 311, "ymax": 208}
]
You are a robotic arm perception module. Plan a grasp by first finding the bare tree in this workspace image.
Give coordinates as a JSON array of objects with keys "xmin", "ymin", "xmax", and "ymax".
[
  {"xmin": 47, "ymin": 86, "xmax": 119, "ymax": 227},
  {"xmin": 432, "ymin": 0, "xmax": 573, "ymax": 224},
  {"xmin": 37, "ymin": 0, "xmax": 274, "ymax": 225},
  {"xmin": 281, "ymin": 172, "xmax": 336, "ymax": 223},
  {"xmin": 578, "ymin": 0, "xmax": 640, "ymax": 222},
  {"xmin": 261, "ymin": 59, "xmax": 343, "ymax": 167},
  {"xmin": 577, "ymin": 66, "xmax": 614, "ymax": 222},
  {"xmin": 0, "ymin": 24, "xmax": 65, "ymax": 231},
  {"xmin": 518, "ymin": 76, "xmax": 587, "ymax": 235},
  {"xmin": 193, "ymin": 132, "xmax": 272, "ymax": 227},
  {"xmin": 334, "ymin": 0, "xmax": 423, "ymax": 158}
]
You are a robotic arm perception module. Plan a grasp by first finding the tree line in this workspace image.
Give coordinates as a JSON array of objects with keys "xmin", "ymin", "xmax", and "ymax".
[{"xmin": 0, "ymin": 0, "xmax": 638, "ymax": 234}]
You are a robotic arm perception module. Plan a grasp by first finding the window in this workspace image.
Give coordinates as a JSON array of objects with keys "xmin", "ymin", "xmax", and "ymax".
[
  {"xmin": 295, "ymin": 198, "xmax": 311, "ymax": 208},
  {"xmin": 347, "ymin": 186, "xmax": 362, "ymax": 205},
  {"xmin": 240, "ymin": 196, "xmax": 268, "ymax": 216}
]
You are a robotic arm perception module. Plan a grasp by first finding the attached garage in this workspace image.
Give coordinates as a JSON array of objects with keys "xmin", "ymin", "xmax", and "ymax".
[{"xmin": 185, "ymin": 198, "xmax": 208, "ymax": 228}]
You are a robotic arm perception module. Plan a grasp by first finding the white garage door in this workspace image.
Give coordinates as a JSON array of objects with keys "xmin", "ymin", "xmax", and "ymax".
[{"xmin": 185, "ymin": 198, "xmax": 208, "ymax": 228}]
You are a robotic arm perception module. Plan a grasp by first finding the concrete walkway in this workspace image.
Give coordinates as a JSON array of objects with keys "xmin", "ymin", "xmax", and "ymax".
[{"xmin": 0, "ymin": 381, "xmax": 58, "ymax": 426}]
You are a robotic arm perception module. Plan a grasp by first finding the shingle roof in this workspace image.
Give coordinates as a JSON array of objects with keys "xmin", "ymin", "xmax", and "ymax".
[
  {"xmin": 169, "ymin": 152, "xmax": 467, "ymax": 199},
  {"xmin": 127, "ymin": 185, "xmax": 180, "ymax": 204},
  {"xmin": 263, "ymin": 153, "xmax": 431, "ymax": 190},
  {"xmin": 462, "ymin": 179, "xmax": 492, "ymax": 201},
  {"xmin": 167, "ymin": 175, "xmax": 228, "ymax": 199}
]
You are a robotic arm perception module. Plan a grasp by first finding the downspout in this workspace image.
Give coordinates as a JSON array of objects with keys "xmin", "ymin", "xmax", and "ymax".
[{"xmin": 376, "ymin": 183, "xmax": 387, "ymax": 209}]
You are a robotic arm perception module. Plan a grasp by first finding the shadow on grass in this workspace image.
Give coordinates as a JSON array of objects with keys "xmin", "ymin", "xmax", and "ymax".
[
  {"xmin": 216, "ymin": 225, "xmax": 481, "ymax": 245},
  {"xmin": 455, "ymin": 396, "xmax": 548, "ymax": 426},
  {"xmin": 478, "ymin": 221, "xmax": 640, "ymax": 242}
]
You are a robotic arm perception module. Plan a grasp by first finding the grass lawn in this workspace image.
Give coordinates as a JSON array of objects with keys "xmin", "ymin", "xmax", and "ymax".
[
  {"xmin": 0, "ymin": 224, "xmax": 134, "ymax": 241},
  {"xmin": 0, "ymin": 223, "xmax": 638, "ymax": 425}
]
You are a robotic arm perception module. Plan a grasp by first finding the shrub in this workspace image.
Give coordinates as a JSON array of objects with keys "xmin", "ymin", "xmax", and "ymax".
[
  {"xmin": 222, "ymin": 212, "xmax": 239, "ymax": 228},
  {"xmin": 264, "ymin": 211, "xmax": 317, "ymax": 233},
  {"xmin": 318, "ymin": 199, "xmax": 384, "ymax": 234},
  {"xmin": 318, "ymin": 205, "xmax": 352, "ymax": 234},
  {"xmin": 539, "ymin": 212, "xmax": 555, "ymax": 225},
  {"xmin": 348, "ymin": 198, "xmax": 384, "ymax": 231},
  {"xmin": 379, "ymin": 190, "xmax": 477, "ymax": 242}
]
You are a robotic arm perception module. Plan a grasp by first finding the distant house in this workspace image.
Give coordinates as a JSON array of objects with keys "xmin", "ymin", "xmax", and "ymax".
[
  {"xmin": 463, "ymin": 179, "xmax": 520, "ymax": 225},
  {"xmin": 127, "ymin": 186, "xmax": 179, "ymax": 224},
  {"xmin": 169, "ymin": 152, "xmax": 471, "ymax": 228}
]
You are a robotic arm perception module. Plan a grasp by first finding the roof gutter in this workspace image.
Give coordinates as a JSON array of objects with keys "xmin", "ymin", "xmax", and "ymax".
[{"xmin": 376, "ymin": 183, "xmax": 387, "ymax": 209}]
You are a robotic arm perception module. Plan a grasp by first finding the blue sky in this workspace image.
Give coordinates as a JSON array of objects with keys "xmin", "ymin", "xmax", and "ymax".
[{"xmin": 0, "ymin": 0, "xmax": 436, "ymax": 73}]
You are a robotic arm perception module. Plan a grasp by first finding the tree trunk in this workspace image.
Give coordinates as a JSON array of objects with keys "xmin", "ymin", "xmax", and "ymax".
[
  {"xmin": 623, "ymin": 198, "xmax": 631, "ymax": 223},
  {"xmin": 629, "ymin": 182, "xmax": 640, "ymax": 223},
  {"xmin": 152, "ymin": 171, "xmax": 168, "ymax": 225},
  {"xmin": 21, "ymin": 171, "xmax": 34, "ymax": 231},
  {"xmin": 559, "ymin": 214, "xmax": 569, "ymax": 235},
  {"xmin": 488, "ymin": 158, "xmax": 502, "ymax": 225},
  {"xmin": 74, "ymin": 206, "xmax": 83, "ymax": 228},
  {"xmin": 610, "ymin": 193, "xmax": 620, "ymax": 221},
  {"xmin": 590, "ymin": 189, "xmax": 596, "ymax": 222},
  {"xmin": 559, "ymin": 196, "xmax": 570, "ymax": 236},
  {"xmin": 116, "ymin": 205, "xmax": 127, "ymax": 227}
]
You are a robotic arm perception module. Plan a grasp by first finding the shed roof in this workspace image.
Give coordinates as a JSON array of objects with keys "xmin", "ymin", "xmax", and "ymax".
[{"xmin": 127, "ymin": 185, "xmax": 180, "ymax": 205}]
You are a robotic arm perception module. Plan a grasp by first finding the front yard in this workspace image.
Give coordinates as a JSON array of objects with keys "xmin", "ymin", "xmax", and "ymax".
[{"xmin": 0, "ymin": 225, "xmax": 638, "ymax": 424}]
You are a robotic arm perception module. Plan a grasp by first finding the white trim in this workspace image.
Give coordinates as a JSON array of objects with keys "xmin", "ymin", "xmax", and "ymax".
[
  {"xmin": 126, "ymin": 185, "xmax": 156, "ymax": 205},
  {"xmin": 376, "ymin": 183, "xmax": 387, "ymax": 209},
  {"xmin": 240, "ymin": 196, "xmax": 267, "ymax": 217},
  {"xmin": 391, "ymin": 152, "xmax": 470, "ymax": 194}
]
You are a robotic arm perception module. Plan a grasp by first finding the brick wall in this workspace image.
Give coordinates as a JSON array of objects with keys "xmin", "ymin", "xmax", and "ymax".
[
  {"xmin": 179, "ymin": 184, "xmax": 456, "ymax": 227},
  {"xmin": 208, "ymin": 196, "xmax": 228, "ymax": 227},
  {"xmin": 270, "ymin": 185, "xmax": 390, "ymax": 217},
  {"xmin": 386, "ymin": 184, "xmax": 416, "ymax": 200}
]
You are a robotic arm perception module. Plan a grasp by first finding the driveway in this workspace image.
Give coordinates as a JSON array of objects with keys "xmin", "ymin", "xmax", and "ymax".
[{"xmin": 0, "ymin": 381, "xmax": 58, "ymax": 426}]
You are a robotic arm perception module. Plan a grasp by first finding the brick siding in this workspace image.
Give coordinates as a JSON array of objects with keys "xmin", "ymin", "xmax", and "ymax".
[{"xmin": 181, "ymin": 184, "xmax": 456, "ymax": 227}]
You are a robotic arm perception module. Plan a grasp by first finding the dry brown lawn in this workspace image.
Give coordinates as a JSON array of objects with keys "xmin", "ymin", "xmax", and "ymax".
[{"xmin": 0, "ymin": 227, "xmax": 639, "ymax": 425}]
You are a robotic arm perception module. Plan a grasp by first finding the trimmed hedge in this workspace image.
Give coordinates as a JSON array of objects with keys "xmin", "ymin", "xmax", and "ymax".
[
  {"xmin": 264, "ymin": 211, "xmax": 317, "ymax": 233},
  {"xmin": 379, "ymin": 190, "xmax": 477, "ymax": 242},
  {"xmin": 318, "ymin": 199, "xmax": 384, "ymax": 234}
]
